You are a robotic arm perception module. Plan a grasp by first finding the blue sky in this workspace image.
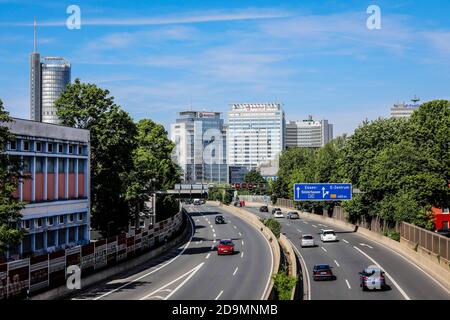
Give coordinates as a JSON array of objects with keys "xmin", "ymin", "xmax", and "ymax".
[{"xmin": 0, "ymin": 0, "xmax": 449, "ymax": 136}]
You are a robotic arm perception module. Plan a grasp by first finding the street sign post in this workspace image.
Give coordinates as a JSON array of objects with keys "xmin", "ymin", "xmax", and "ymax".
[{"xmin": 294, "ymin": 183, "xmax": 352, "ymax": 201}]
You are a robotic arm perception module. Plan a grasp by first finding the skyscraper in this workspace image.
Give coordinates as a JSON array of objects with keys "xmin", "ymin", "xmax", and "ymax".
[
  {"xmin": 285, "ymin": 116, "xmax": 333, "ymax": 148},
  {"xmin": 29, "ymin": 19, "xmax": 71, "ymax": 124},
  {"xmin": 227, "ymin": 103, "xmax": 285, "ymax": 170},
  {"xmin": 170, "ymin": 111, "xmax": 227, "ymax": 184}
]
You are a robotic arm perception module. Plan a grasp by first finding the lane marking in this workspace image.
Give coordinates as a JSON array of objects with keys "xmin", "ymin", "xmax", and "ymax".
[
  {"xmin": 212, "ymin": 229, "xmax": 215, "ymax": 233},
  {"xmin": 303, "ymin": 221, "xmax": 308, "ymax": 224},
  {"xmin": 297, "ymin": 229, "xmax": 302, "ymax": 233},
  {"xmin": 242, "ymin": 240, "xmax": 244, "ymax": 246},
  {"xmin": 233, "ymin": 226, "xmax": 237, "ymax": 229},
  {"xmin": 321, "ymin": 247, "xmax": 327, "ymax": 252},
  {"xmin": 238, "ymin": 232, "xmax": 242, "ymax": 236},
  {"xmin": 233, "ymin": 267, "xmax": 239, "ymax": 276},
  {"xmin": 353, "ymin": 246, "xmax": 410, "ymax": 300},
  {"xmin": 206, "ymin": 253, "xmax": 211, "ymax": 259},
  {"xmin": 140, "ymin": 262, "xmax": 205, "ymax": 300},
  {"xmin": 211, "ymin": 245, "xmax": 215, "ymax": 250},
  {"xmin": 241, "ymin": 252, "xmax": 244, "ymax": 258},
  {"xmin": 342, "ymin": 239, "xmax": 349, "ymax": 244},
  {"xmin": 334, "ymin": 260, "xmax": 340, "ymax": 267},
  {"xmin": 312, "ymin": 224, "xmax": 317, "ymax": 228},
  {"xmin": 359, "ymin": 243, "xmax": 373, "ymax": 249},
  {"xmin": 288, "ymin": 239, "xmax": 311, "ymax": 300},
  {"xmin": 93, "ymin": 214, "xmax": 195, "ymax": 300},
  {"xmin": 200, "ymin": 240, "xmax": 203, "ymax": 244},
  {"xmin": 345, "ymin": 279, "xmax": 351, "ymax": 290},
  {"xmin": 215, "ymin": 290, "xmax": 224, "ymax": 300}
]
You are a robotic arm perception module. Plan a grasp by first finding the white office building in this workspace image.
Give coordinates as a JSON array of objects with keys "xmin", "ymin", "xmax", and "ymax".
[
  {"xmin": 390, "ymin": 102, "xmax": 420, "ymax": 119},
  {"xmin": 170, "ymin": 111, "xmax": 227, "ymax": 184},
  {"xmin": 227, "ymin": 103, "xmax": 285, "ymax": 171},
  {"xmin": 286, "ymin": 116, "xmax": 333, "ymax": 148}
]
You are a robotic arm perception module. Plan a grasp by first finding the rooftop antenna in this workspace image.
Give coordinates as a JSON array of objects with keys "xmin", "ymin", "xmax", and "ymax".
[
  {"xmin": 411, "ymin": 95, "xmax": 420, "ymax": 104},
  {"xmin": 33, "ymin": 17, "xmax": 37, "ymax": 52}
]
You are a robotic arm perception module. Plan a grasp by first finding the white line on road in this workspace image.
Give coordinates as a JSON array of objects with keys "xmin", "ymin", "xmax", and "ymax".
[
  {"xmin": 297, "ymin": 229, "xmax": 302, "ymax": 233},
  {"xmin": 200, "ymin": 240, "xmax": 203, "ymax": 244},
  {"xmin": 93, "ymin": 215, "xmax": 195, "ymax": 300},
  {"xmin": 215, "ymin": 290, "xmax": 224, "ymax": 300},
  {"xmin": 238, "ymin": 232, "xmax": 242, "ymax": 236},
  {"xmin": 303, "ymin": 221, "xmax": 308, "ymax": 224},
  {"xmin": 233, "ymin": 267, "xmax": 239, "ymax": 276},
  {"xmin": 345, "ymin": 279, "xmax": 351, "ymax": 289},
  {"xmin": 212, "ymin": 229, "xmax": 215, "ymax": 233},
  {"xmin": 342, "ymin": 239, "xmax": 349, "ymax": 244},
  {"xmin": 211, "ymin": 245, "xmax": 215, "ymax": 250},
  {"xmin": 242, "ymin": 240, "xmax": 244, "ymax": 246},
  {"xmin": 233, "ymin": 226, "xmax": 237, "ymax": 229},
  {"xmin": 206, "ymin": 253, "xmax": 211, "ymax": 259},
  {"xmin": 321, "ymin": 247, "xmax": 327, "ymax": 252},
  {"xmin": 312, "ymin": 224, "xmax": 318, "ymax": 228},
  {"xmin": 334, "ymin": 260, "xmax": 340, "ymax": 267},
  {"xmin": 140, "ymin": 262, "xmax": 205, "ymax": 300},
  {"xmin": 241, "ymin": 252, "xmax": 244, "ymax": 258},
  {"xmin": 359, "ymin": 243, "xmax": 373, "ymax": 249},
  {"xmin": 353, "ymin": 246, "xmax": 410, "ymax": 300}
]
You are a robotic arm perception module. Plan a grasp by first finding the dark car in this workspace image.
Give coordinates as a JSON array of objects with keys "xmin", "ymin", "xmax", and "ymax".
[
  {"xmin": 259, "ymin": 206, "xmax": 269, "ymax": 212},
  {"xmin": 215, "ymin": 215, "xmax": 225, "ymax": 224},
  {"xmin": 271, "ymin": 207, "xmax": 281, "ymax": 214},
  {"xmin": 313, "ymin": 264, "xmax": 335, "ymax": 281},
  {"xmin": 217, "ymin": 239, "xmax": 235, "ymax": 255},
  {"xmin": 359, "ymin": 266, "xmax": 387, "ymax": 291},
  {"xmin": 436, "ymin": 229, "xmax": 450, "ymax": 238},
  {"xmin": 233, "ymin": 201, "xmax": 241, "ymax": 207}
]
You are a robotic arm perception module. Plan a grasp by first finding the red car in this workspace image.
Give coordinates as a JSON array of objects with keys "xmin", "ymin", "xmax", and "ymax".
[{"xmin": 217, "ymin": 239, "xmax": 235, "ymax": 255}]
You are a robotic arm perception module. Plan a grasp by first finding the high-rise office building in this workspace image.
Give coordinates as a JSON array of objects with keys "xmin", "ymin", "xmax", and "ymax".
[
  {"xmin": 390, "ymin": 97, "xmax": 421, "ymax": 119},
  {"xmin": 170, "ymin": 111, "xmax": 227, "ymax": 184},
  {"xmin": 286, "ymin": 116, "xmax": 333, "ymax": 148},
  {"xmin": 29, "ymin": 20, "xmax": 71, "ymax": 124},
  {"xmin": 227, "ymin": 103, "xmax": 285, "ymax": 170}
]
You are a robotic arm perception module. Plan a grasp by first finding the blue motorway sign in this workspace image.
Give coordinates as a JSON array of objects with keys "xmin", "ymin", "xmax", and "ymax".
[{"xmin": 294, "ymin": 183, "xmax": 352, "ymax": 201}]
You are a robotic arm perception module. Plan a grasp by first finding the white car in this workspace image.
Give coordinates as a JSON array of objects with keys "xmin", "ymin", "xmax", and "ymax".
[
  {"xmin": 301, "ymin": 234, "xmax": 315, "ymax": 247},
  {"xmin": 320, "ymin": 230, "xmax": 337, "ymax": 242},
  {"xmin": 273, "ymin": 210, "xmax": 284, "ymax": 218}
]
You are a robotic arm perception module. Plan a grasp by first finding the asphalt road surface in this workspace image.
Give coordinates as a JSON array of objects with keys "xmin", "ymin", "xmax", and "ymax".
[
  {"xmin": 244, "ymin": 204, "xmax": 450, "ymax": 300},
  {"xmin": 70, "ymin": 203, "xmax": 272, "ymax": 300}
]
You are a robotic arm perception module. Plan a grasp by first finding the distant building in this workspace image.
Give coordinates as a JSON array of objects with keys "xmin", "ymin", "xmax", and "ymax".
[
  {"xmin": 227, "ymin": 103, "xmax": 285, "ymax": 171},
  {"xmin": 29, "ymin": 20, "xmax": 71, "ymax": 123},
  {"xmin": 286, "ymin": 116, "xmax": 333, "ymax": 148},
  {"xmin": 170, "ymin": 111, "xmax": 227, "ymax": 184},
  {"xmin": 390, "ymin": 97, "xmax": 422, "ymax": 119},
  {"xmin": 2, "ymin": 118, "xmax": 90, "ymax": 260}
]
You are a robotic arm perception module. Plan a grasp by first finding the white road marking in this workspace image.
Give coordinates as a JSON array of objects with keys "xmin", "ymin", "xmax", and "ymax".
[
  {"xmin": 212, "ymin": 229, "xmax": 215, "ymax": 233},
  {"xmin": 297, "ymin": 229, "xmax": 302, "ymax": 233},
  {"xmin": 286, "ymin": 222, "xmax": 290, "ymax": 226},
  {"xmin": 215, "ymin": 290, "xmax": 224, "ymax": 300},
  {"xmin": 233, "ymin": 226, "xmax": 237, "ymax": 229},
  {"xmin": 353, "ymin": 246, "xmax": 410, "ymax": 300},
  {"xmin": 334, "ymin": 260, "xmax": 340, "ymax": 267},
  {"xmin": 359, "ymin": 243, "xmax": 373, "ymax": 249},
  {"xmin": 241, "ymin": 252, "xmax": 244, "ymax": 258},
  {"xmin": 211, "ymin": 245, "xmax": 215, "ymax": 250},
  {"xmin": 342, "ymin": 239, "xmax": 349, "ymax": 244},
  {"xmin": 206, "ymin": 253, "xmax": 211, "ymax": 259},
  {"xmin": 93, "ymin": 215, "xmax": 195, "ymax": 300},
  {"xmin": 345, "ymin": 279, "xmax": 352, "ymax": 289},
  {"xmin": 140, "ymin": 262, "xmax": 205, "ymax": 300},
  {"xmin": 238, "ymin": 232, "xmax": 242, "ymax": 236},
  {"xmin": 321, "ymin": 247, "xmax": 327, "ymax": 252},
  {"xmin": 312, "ymin": 224, "xmax": 317, "ymax": 228},
  {"xmin": 233, "ymin": 267, "xmax": 239, "ymax": 276},
  {"xmin": 303, "ymin": 221, "xmax": 308, "ymax": 224},
  {"xmin": 242, "ymin": 240, "xmax": 244, "ymax": 246},
  {"xmin": 213, "ymin": 233, "xmax": 216, "ymax": 238},
  {"xmin": 200, "ymin": 240, "xmax": 203, "ymax": 244}
]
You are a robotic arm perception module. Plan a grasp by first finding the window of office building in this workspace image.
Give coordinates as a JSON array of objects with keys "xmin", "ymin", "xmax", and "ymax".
[
  {"xmin": 35, "ymin": 157, "xmax": 44, "ymax": 173},
  {"xmin": 35, "ymin": 233, "xmax": 44, "ymax": 250},
  {"xmin": 78, "ymin": 212, "xmax": 83, "ymax": 221},
  {"xmin": 78, "ymin": 226, "xmax": 85, "ymax": 241},
  {"xmin": 47, "ymin": 158, "xmax": 55, "ymax": 173},
  {"xmin": 23, "ymin": 140, "xmax": 30, "ymax": 151},
  {"xmin": 36, "ymin": 142, "xmax": 42, "ymax": 152},
  {"xmin": 23, "ymin": 220, "xmax": 31, "ymax": 229},
  {"xmin": 9, "ymin": 140, "xmax": 17, "ymax": 150},
  {"xmin": 36, "ymin": 218, "xmax": 43, "ymax": 228},
  {"xmin": 69, "ymin": 159, "xmax": 75, "ymax": 173},
  {"xmin": 68, "ymin": 145, "xmax": 73, "ymax": 154},
  {"xmin": 78, "ymin": 159, "xmax": 85, "ymax": 173},
  {"xmin": 78, "ymin": 145, "xmax": 83, "ymax": 155},
  {"xmin": 69, "ymin": 214, "xmax": 74, "ymax": 222},
  {"xmin": 47, "ymin": 143, "xmax": 53, "ymax": 153},
  {"xmin": 47, "ymin": 230, "xmax": 56, "ymax": 247},
  {"xmin": 58, "ymin": 144, "xmax": 64, "ymax": 153},
  {"xmin": 47, "ymin": 216, "xmax": 54, "ymax": 226},
  {"xmin": 59, "ymin": 215, "xmax": 64, "ymax": 224},
  {"xmin": 23, "ymin": 156, "xmax": 32, "ymax": 173},
  {"xmin": 58, "ymin": 229, "xmax": 66, "ymax": 245},
  {"xmin": 58, "ymin": 158, "xmax": 65, "ymax": 173}
]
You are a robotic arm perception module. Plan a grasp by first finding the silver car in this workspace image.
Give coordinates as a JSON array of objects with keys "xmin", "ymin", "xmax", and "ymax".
[
  {"xmin": 359, "ymin": 265, "xmax": 387, "ymax": 291},
  {"xmin": 301, "ymin": 234, "xmax": 315, "ymax": 247}
]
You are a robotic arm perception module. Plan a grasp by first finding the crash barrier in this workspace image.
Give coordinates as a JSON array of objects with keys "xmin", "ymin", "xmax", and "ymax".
[
  {"xmin": 238, "ymin": 195, "xmax": 269, "ymax": 203},
  {"xmin": 278, "ymin": 234, "xmax": 297, "ymax": 300},
  {"xmin": 244, "ymin": 197, "xmax": 450, "ymax": 290},
  {"xmin": 0, "ymin": 211, "xmax": 184, "ymax": 300}
]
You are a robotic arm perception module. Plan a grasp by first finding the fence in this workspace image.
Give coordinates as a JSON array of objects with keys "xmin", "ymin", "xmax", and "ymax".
[
  {"xmin": 401, "ymin": 222, "xmax": 449, "ymax": 261},
  {"xmin": 0, "ymin": 211, "xmax": 184, "ymax": 300}
]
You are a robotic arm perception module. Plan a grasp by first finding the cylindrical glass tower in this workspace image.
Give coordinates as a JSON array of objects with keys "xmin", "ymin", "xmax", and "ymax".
[{"xmin": 41, "ymin": 57, "xmax": 71, "ymax": 124}]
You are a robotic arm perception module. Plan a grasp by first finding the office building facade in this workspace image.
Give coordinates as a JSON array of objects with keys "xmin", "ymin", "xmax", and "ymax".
[
  {"xmin": 286, "ymin": 116, "xmax": 333, "ymax": 148},
  {"xmin": 170, "ymin": 111, "xmax": 227, "ymax": 184},
  {"xmin": 227, "ymin": 103, "xmax": 285, "ymax": 171},
  {"xmin": 3, "ymin": 118, "xmax": 90, "ymax": 259},
  {"xmin": 390, "ymin": 102, "xmax": 420, "ymax": 119}
]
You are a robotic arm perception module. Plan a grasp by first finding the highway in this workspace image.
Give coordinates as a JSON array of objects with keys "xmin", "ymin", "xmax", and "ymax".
[
  {"xmin": 243, "ymin": 204, "xmax": 450, "ymax": 300},
  {"xmin": 69, "ymin": 202, "xmax": 272, "ymax": 300}
]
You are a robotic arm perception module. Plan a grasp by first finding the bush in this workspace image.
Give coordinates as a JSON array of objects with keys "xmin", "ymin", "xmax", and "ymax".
[
  {"xmin": 222, "ymin": 190, "xmax": 233, "ymax": 205},
  {"xmin": 273, "ymin": 272, "xmax": 297, "ymax": 300},
  {"xmin": 263, "ymin": 218, "xmax": 281, "ymax": 238}
]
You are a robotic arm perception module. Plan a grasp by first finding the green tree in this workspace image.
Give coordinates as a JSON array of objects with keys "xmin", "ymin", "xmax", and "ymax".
[
  {"xmin": 0, "ymin": 99, "xmax": 25, "ymax": 254},
  {"xmin": 55, "ymin": 79, "xmax": 137, "ymax": 236},
  {"xmin": 273, "ymin": 272, "xmax": 297, "ymax": 300},
  {"xmin": 244, "ymin": 169, "xmax": 266, "ymax": 185}
]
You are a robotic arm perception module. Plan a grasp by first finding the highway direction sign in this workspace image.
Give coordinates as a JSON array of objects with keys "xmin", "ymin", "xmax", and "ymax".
[{"xmin": 294, "ymin": 183, "xmax": 352, "ymax": 201}]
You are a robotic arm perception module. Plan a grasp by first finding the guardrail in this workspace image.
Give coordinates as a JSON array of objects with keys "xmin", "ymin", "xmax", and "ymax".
[{"xmin": 0, "ymin": 211, "xmax": 184, "ymax": 300}]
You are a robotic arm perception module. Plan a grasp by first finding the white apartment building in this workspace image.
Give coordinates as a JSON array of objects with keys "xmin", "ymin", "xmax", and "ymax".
[
  {"xmin": 286, "ymin": 116, "xmax": 333, "ymax": 148},
  {"xmin": 227, "ymin": 103, "xmax": 285, "ymax": 170}
]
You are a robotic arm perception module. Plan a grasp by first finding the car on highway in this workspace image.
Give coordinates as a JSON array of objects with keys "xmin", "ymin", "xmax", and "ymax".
[
  {"xmin": 320, "ymin": 229, "xmax": 337, "ymax": 242},
  {"xmin": 359, "ymin": 266, "xmax": 387, "ymax": 291},
  {"xmin": 301, "ymin": 234, "xmax": 315, "ymax": 247},
  {"xmin": 273, "ymin": 210, "xmax": 284, "ymax": 218},
  {"xmin": 287, "ymin": 211, "xmax": 300, "ymax": 219},
  {"xmin": 259, "ymin": 205, "xmax": 269, "ymax": 212},
  {"xmin": 436, "ymin": 229, "xmax": 450, "ymax": 238},
  {"xmin": 215, "ymin": 215, "xmax": 225, "ymax": 224},
  {"xmin": 217, "ymin": 239, "xmax": 235, "ymax": 255},
  {"xmin": 193, "ymin": 199, "xmax": 202, "ymax": 205},
  {"xmin": 271, "ymin": 208, "xmax": 281, "ymax": 214},
  {"xmin": 313, "ymin": 264, "xmax": 335, "ymax": 281}
]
